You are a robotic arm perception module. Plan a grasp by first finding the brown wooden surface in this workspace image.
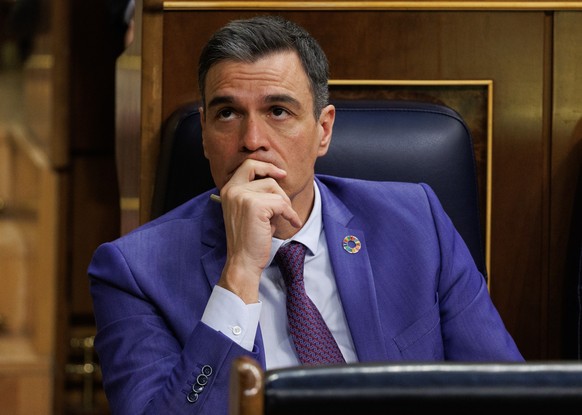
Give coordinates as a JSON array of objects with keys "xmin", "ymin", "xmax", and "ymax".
[
  {"xmin": 118, "ymin": 4, "xmax": 582, "ymax": 363},
  {"xmin": 229, "ymin": 356, "xmax": 264, "ymax": 415},
  {"xmin": 0, "ymin": 0, "xmax": 121, "ymax": 413}
]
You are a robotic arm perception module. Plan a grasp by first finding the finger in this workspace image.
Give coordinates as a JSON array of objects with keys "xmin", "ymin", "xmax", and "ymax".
[
  {"xmin": 230, "ymin": 159, "xmax": 287, "ymax": 185},
  {"xmin": 257, "ymin": 192, "xmax": 302, "ymax": 229},
  {"xmin": 246, "ymin": 176, "xmax": 292, "ymax": 202}
]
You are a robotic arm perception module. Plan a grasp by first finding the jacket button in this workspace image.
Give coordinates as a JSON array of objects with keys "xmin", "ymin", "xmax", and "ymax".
[
  {"xmin": 202, "ymin": 365, "xmax": 213, "ymax": 376},
  {"xmin": 197, "ymin": 373, "xmax": 209, "ymax": 386},
  {"xmin": 187, "ymin": 391, "xmax": 199, "ymax": 403}
]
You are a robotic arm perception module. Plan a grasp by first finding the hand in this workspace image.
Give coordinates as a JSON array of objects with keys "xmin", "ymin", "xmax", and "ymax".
[{"xmin": 217, "ymin": 159, "xmax": 302, "ymax": 303}]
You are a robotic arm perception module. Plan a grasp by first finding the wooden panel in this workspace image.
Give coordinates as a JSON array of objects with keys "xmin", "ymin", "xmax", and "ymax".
[
  {"xmin": 116, "ymin": 53, "xmax": 142, "ymax": 235},
  {"xmin": 0, "ymin": 127, "xmax": 57, "ymax": 413},
  {"xmin": 71, "ymin": 157, "xmax": 120, "ymax": 316},
  {"xmin": 0, "ymin": 355, "xmax": 52, "ymax": 415},
  {"xmin": 30, "ymin": 155, "xmax": 60, "ymax": 356},
  {"xmin": 163, "ymin": 0, "xmax": 582, "ymax": 11},
  {"xmin": 2, "ymin": 0, "xmax": 123, "ymax": 412},
  {"xmin": 0, "ymin": 126, "xmax": 59, "ymax": 356},
  {"xmin": 115, "ymin": 0, "xmax": 143, "ymax": 235}
]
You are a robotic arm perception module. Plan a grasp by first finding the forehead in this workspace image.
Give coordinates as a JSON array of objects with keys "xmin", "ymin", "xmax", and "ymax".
[{"xmin": 204, "ymin": 51, "xmax": 312, "ymax": 99}]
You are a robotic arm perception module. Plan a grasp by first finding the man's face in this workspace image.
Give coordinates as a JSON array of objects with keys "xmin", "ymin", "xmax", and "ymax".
[{"xmin": 200, "ymin": 50, "xmax": 334, "ymax": 204}]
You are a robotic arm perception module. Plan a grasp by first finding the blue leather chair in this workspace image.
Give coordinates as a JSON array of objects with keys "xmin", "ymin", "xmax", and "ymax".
[
  {"xmin": 152, "ymin": 100, "xmax": 487, "ymax": 279},
  {"xmin": 229, "ymin": 356, "xmax": 582, "ymax": 415},
  {"xmin": 564, "ymin": 164, "xmax": 582, "ymax": 359}
]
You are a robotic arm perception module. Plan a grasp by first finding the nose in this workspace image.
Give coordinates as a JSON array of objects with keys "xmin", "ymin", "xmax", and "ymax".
[{"xmin": 240, "ymin": 114, "xmax": 269, "ymax": 153}]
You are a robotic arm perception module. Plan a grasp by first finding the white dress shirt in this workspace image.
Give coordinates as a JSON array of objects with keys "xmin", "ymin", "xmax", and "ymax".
[{"xmin": 201, "ymin": 181, "xmax": 357, "ymax": 369}]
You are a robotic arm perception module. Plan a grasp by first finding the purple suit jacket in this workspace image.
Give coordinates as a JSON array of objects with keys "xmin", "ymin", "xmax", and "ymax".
[{"xmin": 88, "ymin": 175, "xmax": 523, "ymax": 414}]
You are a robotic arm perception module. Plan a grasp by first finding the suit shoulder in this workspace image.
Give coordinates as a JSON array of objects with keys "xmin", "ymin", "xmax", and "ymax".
[
  {"xmin": 316, "ymin": 174, "xmax": 431, "ymax": 200},
  {"xmin": 110, "ymin": 189, "xmax": 220, "ymax": 245}
]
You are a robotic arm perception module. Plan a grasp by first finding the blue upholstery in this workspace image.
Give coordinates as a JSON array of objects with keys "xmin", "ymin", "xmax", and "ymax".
[
  {"xmin": 261, "ymin": 360, "xmax": 582, "ymax": 414},
  {"xmin": 152, "ymin": 100, "xmax": 487, "ymax": 278},
  {"xmin": 229, "ymin": 356, "xmax": 582, "ymax": 415},
  {"xmin": 565, "ymin": 165, "xmax": 582, "ymax": 359}
]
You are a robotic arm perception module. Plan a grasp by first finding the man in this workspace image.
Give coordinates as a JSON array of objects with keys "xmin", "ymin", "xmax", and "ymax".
[{"xmin": 88, "ymin": 15, "xmax": 523, "ymax": 415}]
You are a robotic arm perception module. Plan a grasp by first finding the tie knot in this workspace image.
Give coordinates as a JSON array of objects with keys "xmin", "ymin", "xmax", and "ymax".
[{"xmin": 275, "ymin": 241, "xmax": 307, "ymax": 285}]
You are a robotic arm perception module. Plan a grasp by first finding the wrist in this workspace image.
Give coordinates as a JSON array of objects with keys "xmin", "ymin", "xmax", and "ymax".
[{"xmin": 218, "ymin": 261, "xmax": 261, "ymax": 304}]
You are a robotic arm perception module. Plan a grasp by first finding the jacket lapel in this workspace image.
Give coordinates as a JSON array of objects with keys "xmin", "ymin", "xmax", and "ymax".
[
  {"xmin": 318, "ymin": 179, "xmax": 390, "ymax": 362},
  {"xmin": 200, "ymin": 200, "xmax": 226, "ymax": 287}
]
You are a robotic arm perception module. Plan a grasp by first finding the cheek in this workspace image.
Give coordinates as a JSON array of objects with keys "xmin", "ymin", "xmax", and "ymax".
[
  {"xmin": 204, "ymin": 137, "xmax": 237, "ymax": 182},
  {"xmin": 206, "ymin": 155, "xmax": 233, "ymax": 189},
  {"xmin": 205, "ymin": 133, "xmax": 236, "ymax": 157},
  {"xmin": 285, "ymin": 140, "xmax": 320, "ymax": 176}
]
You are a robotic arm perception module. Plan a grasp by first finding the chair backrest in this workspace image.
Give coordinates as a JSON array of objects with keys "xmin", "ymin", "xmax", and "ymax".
[
  {"xmin": 152, "ymin": 100, "xmax": 487, "ymax": 278},
  {"xmin": 566, "ymin": 164, "xmax": 582, "ymax": 359},
  {"xmin": 229, "ymin": 356, "xmax": 582, "ymax": 415}
]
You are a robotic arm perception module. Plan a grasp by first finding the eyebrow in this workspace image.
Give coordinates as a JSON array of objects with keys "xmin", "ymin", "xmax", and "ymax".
[
  {"xmin": 264, "ymin": 94, "xmax": 301, "ymax": 109},
  {"xmin": 207, "ymin": 95, "xmax": 234, "ymax": 109},
  {"xmin": 206, "ymin": 94, "xmax": 302, "ymax": 110}
]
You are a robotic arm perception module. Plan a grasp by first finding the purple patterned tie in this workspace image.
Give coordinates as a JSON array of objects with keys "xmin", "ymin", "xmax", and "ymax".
[{"xmin": 275, "ymin": 241, "xmax": 345, "ymax": 365}]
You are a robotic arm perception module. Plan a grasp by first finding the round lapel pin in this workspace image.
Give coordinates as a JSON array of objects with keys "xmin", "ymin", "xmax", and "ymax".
[{"xmin": 342, "ymin": 235, "xmax": 361, "ymax": 254}]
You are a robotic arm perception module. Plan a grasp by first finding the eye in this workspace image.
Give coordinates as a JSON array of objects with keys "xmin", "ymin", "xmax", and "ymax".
[
  {"xmin": 270, "ymin": 107, "xmax": 291, "ymax": 119},
  {"xmin": 216, "ymin": 108, "xmax": 237, "ymax": 120}
]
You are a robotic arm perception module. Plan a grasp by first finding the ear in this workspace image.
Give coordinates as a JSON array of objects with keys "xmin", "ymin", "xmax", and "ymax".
[
  {"xmin": 316, "ymin": 104, "xmax": 335, "ymax": 157},
  {"xmin": 199, "ymin": 106, "xmax": 210, "ymax": 159}
]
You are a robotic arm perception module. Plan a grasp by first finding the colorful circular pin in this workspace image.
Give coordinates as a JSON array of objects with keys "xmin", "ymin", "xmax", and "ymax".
[{"xmin": 342, "ymin": 235, "xmax": 361, "ymax": 254}]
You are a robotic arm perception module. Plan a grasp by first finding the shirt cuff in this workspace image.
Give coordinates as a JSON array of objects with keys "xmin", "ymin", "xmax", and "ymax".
[{"xmin": 201, "ymin": 285, "xmax": 262, "ymax": 351}]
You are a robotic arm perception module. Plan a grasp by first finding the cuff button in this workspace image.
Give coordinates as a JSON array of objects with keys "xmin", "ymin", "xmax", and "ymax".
[{"xmin": 187, "ymin": 391, "xmax": 199, "ymax": 403}]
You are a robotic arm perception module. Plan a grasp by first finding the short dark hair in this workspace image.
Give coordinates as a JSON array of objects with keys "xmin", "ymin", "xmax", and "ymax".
[{"xmin": 198, "ymin": 15, "xmax": 330, "ymax": 119}]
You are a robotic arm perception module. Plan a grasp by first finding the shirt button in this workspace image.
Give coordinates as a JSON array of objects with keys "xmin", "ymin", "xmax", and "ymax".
[{"xmin": 232, "ymin": 326, "xmax": 242, "ymax": 336}]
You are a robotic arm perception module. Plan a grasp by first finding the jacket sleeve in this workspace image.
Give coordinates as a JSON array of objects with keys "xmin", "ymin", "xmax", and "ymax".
[{"xmin": 88, "ymin": 242, "xmax": 260, "ymax": 415}]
